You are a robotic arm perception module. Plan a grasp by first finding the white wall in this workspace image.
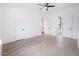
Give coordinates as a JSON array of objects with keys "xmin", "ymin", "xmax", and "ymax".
[
  {"xmin": 0, "ymin": 5, "xmax": 3, "ymax": 54},
  {"xmin": 15, "ymin": 4, "xmax": 41, "ymax": 40},
  {"xmin": 44, "ymin": 5, "xmax": 79, "ymax": 39},
  {"xmin": 0, "ymin": 4, "xmax": 41, "ymax": 44},
  {"xmin": 44, "ymin": 14, "xmax": 51, "ymax": 34}
]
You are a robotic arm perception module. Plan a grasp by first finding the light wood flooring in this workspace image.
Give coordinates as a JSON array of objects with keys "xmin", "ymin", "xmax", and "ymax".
[{"xmin": 2, "ymin": 34, "xmax": 79, "ymax": 56}]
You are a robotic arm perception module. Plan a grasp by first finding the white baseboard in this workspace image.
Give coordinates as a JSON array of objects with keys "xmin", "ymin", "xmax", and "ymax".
[{"xmin": 3, "ymin": 33, "xmax": 41, "ymax": 44}]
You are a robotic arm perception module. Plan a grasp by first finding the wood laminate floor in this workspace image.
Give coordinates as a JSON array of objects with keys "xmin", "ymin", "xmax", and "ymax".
[{"xmin": 2, "ymin": 34, "xmax": 79, "ymax": 56}]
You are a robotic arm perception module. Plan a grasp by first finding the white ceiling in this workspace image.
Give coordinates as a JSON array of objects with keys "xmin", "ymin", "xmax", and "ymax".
[
  {"xmin": 17, "ymin": 3, "xmax": 79, "ymax": 13},
  {"xmin": 48, "ymin": 3, "xmax": 79, "ymax": 12},
  {"xmin": 0, "ymin": 3, "xmax": 79, "ymax": 12}
]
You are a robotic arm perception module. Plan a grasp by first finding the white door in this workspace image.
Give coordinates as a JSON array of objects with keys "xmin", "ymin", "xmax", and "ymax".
[{"xmin": 63, "ymin": 14, "xmax": 73, "ymax": 38}]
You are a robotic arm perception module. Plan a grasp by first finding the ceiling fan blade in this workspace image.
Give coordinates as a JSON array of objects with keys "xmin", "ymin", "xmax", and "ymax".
[
  {"xmin": 40, "ymin": 7, "xmax": 44, "ymax": 10},
  {"xmin": 37, "ymin": 4, "xmax": 43, "ymax": 6},
  {"xmin": 45, "ymin": 3, "xmax": 49, "ymax": 6},
  {"xmin": 47, "ymin": 5, "xmax": 55, "ymax": 7},
  {"xmin": 39, "ymin": 6, "xmax": 45, "ymax": 10}
]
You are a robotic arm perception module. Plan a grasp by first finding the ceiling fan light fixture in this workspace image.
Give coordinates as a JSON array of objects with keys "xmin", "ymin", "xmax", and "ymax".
[
  {"xmin": 37, "ymin": 3, "xmax": 55, "ymax": 11},
  {"xmin": 44, "ymin": 7, "xmax": 47, "ymax": 9},
  {"xmin": 44, "ymin": 7, "xmax": 48, "ymax": 11}
]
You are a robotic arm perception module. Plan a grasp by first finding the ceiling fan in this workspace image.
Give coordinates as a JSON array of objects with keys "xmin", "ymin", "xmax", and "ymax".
[{"xmin": 37, "ymin": 3, "xmax": 55, "ymax": 11}]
